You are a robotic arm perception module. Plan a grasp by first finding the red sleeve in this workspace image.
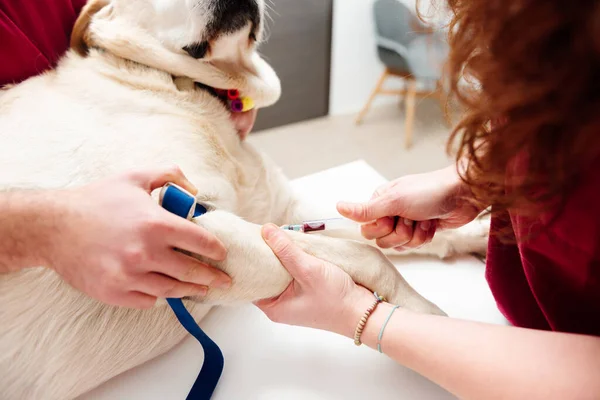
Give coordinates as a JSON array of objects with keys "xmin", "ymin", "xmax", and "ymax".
[
  {"xmin": 0, "ymin": 0, "xmax": 87, "ymax": 86},
  {"xmin": 486, "ymin": 144, "xmax": 600, "ymax": 335},
  {"xmin": 507, "ymin": 157, "xmax": 600, "ymax": 335}
]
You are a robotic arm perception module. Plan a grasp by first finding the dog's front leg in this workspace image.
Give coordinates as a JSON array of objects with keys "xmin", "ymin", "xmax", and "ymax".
[
  {"xmin": 191, "ymin": 211, "xmax": 445, "ymax": 315},
  {"xmin": 278, "ymin": 198, "xmax": 489, "ymax": 260}
]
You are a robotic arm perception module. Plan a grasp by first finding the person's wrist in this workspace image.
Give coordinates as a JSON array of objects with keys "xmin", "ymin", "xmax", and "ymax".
[
  {"xmin": 335, "ymin": 288, "xmax": 385, "ymax": 339},
  {"xmin": 440, "ymin": 164, "xmax": 464, "ymax": 194},
  {"xmin": 452, "ymin": 158, "xmax": 489, "ymax": 206},
  {"xmin": 357, "ymin": 302, "xmax": 399, "ymax": 349},
  {"xmin": 2, "ymin": 189, "xmax": 59, "ymax": 269},
  {"xmin": 43, "ymin": 187, "xmax": 92, "ymax": 271},
  {"xmin": 32, "ymin": 189, "xmax": 68, "ymax": 269},
  {"xmin": 439, "ymin": 162, "xmax": 485, "ymax": 216}
]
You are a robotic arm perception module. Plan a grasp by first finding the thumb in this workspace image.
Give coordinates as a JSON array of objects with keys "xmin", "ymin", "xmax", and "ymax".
[
  {"xmin": 337, "ymin": 196, "xmax": 398, "ymax": 223},
  {"xmin": 262, "ymin": 224, "xmax": 312, "ymax": 281},
  {"xmin": 130, "ymin": 165, "xmax": 198, "ymax": 195}
]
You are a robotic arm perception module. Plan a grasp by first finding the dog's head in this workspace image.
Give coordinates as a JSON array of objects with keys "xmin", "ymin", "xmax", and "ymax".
[{"xmin": 71, "ymin": 0, "xmax": 280, "ymax": 107}]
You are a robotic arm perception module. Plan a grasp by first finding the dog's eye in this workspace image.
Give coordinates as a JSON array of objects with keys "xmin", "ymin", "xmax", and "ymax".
[{"xmin": 183, "ymin": 41, "xmax": 210, "ymax": 59}]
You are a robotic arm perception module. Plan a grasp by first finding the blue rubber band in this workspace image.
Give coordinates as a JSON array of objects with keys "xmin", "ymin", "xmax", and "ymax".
[
  {"xmin": 377, "ymin": 305, "xmax": 400, "ymax": 353},
  {"xmin": 161, "ymin": 183, "xmax": 197, "ymax": 220},
  {"xmin": 159, "ymin": 183, "xmax": 223, "ymax": 399},
  {"xmin": 167, "ymin": 299, "xmax": 224, "ymax": 400}
]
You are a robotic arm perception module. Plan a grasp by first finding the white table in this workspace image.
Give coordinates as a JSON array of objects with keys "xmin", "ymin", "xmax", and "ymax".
[{"xmin": 81, "ymin": 160, "xmax": 508, "ymax": 400}]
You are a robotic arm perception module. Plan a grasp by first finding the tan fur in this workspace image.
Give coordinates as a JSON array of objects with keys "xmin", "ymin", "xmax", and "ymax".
[
  {"xmin": 0, "ymin": 1, "xmax": 489, "ymax": 399},
  {"xmin": 70, "ymin": 0, "xmax": 111, "ymax": 56}
]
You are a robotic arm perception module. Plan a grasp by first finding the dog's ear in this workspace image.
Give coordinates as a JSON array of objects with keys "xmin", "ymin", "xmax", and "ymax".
[{"xmin": 71, "ymin": 0, "xmax": 111, "ymax": 56}]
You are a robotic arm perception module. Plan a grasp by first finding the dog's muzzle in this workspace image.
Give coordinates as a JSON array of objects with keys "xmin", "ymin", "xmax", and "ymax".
[{"xmin": 208, "ymin": 0, "xmax": 260, "ymax": 37}]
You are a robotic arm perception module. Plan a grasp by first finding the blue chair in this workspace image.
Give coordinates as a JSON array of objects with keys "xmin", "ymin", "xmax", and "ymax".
[{"xmin": 355, "ymin": 0, "xmax": 450, "ymax": 148}]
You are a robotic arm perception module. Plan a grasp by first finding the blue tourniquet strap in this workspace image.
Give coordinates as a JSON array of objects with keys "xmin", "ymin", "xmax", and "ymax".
[
  {"xmin": 167, "ymin": 299, "xmax": 224, "ymax": 400},
  {"xmin": 159, "ymin": 183, "xmax": 223, "ymax": 400}
]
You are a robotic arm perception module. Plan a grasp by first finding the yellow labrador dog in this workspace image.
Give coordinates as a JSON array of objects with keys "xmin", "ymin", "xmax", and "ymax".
[{"xmin": 0, "ymin": 0, "xmax": 488, "ymax": 398}]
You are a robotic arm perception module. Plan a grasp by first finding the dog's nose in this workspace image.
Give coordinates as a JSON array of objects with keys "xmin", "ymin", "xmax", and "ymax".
[{"xmin": 208, "ymin": 0, "xmax": 260, "ymax": 38}]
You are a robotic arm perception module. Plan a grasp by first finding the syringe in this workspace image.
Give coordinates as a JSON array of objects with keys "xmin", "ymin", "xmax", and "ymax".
[{"xmin": 281, "ymin": 217, "xmax": 359, "ymax": 233}]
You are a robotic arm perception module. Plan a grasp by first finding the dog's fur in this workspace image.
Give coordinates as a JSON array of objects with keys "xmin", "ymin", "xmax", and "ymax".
[{"xmin": 0, "ymin": 1, "xmax": 489, "ymax": 398}]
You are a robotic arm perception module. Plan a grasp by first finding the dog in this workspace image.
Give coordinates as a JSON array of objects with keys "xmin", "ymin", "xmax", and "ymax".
[{"xmin": 0, "ymin": 0, "xmax": 489, "ymax": 398}]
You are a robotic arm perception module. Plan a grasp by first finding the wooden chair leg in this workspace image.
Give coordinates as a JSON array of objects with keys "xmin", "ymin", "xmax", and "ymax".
[
  {"xmin": 398, "ymin": 78, "xmax": 406, "ymax": 109},
  {"xmin": 404, "ymin": 79, "xmax": 417, "ymax": 149},
  {"xmin": 355, "ymin": 68, "xmax": 389, "ymax": 125}
]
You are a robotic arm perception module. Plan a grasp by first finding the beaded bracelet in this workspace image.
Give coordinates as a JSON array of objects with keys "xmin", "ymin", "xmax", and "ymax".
[{"xmin": 354, "ymin": 292, "xmax": 386, "ymax": 346}]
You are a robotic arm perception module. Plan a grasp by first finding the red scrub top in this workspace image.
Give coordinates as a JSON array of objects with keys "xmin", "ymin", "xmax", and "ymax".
[
  {"xmin": 486, "ymin": 154, "xmax": 600, "ymax": 335},
  {"xmin": 0, "ymin": 0, "xmax": 87, "ymax": 87}
]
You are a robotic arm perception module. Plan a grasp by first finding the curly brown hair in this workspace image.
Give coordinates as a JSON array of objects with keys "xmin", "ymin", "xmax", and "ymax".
[{"xmin": 439, "ymin": 0, "xmax": 600, "ymax": 216}]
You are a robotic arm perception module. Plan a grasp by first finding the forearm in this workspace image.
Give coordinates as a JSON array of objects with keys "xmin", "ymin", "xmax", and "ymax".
[
  {"xmin": 350, "ymin": 300, "xmax": 600, "ymax": 399},
  {"xmin": 0, "ymin": 190, "xmax": 56, "ymax": 273}
]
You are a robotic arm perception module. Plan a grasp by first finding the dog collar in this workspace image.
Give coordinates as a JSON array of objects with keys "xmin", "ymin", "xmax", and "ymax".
[{"xmin": 194, "ymin": 83, "xmax": 255, "ymax": 113}]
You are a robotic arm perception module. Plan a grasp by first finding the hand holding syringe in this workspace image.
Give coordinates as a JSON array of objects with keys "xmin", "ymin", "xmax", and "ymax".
[{"xmin": 281, "ymin": 217, "xmax": 359, "ymax": 233}]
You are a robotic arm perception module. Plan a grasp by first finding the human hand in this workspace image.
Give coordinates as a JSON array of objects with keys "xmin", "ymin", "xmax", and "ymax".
[
  {"xmin": 255, "ymin": 224, "xmax": 375, "ymax": 338},
  {"xmin": 46, "ymin": 166, "xmax": 231, "ymax": 308},
  {"xmin": 337, "ymin": 165, "xmax": 483, "ymax": 250},
  {"xmin": 231, "ymin": 108, "xmax": 258, "ymax": 140}
]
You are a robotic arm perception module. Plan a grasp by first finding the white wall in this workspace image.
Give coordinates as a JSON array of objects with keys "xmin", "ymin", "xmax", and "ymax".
[{"xmin": 329, "ymin": 0, "xmax": 446, "ymax": 116}]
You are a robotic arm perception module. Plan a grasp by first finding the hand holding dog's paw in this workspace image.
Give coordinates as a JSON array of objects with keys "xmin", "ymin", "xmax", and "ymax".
[
  {"xmin": 44, "ymin": 166, "xmax": 231, "ymax": 309},
  {"xmin": 255, "ymin": 224, "xmax": 375, "ymax": 339}
]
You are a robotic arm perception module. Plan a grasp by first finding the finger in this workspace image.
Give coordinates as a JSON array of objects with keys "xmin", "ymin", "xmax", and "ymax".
[
  {"xmin": 131, "ymin": 165, "xmax": 198, "ymax": 195},
  {"xmin": 401, "ymin": 220, "xmax": 434, "ymax": 249},
  {"xmin": 375, "ymin": 217, "xmax": 414, "ymax": 248},
  {"xmin": 159, "ymin": 250, "xmax": 231, "ymax": 288},
  {"xmin": 337, "ymin": 195, "xmax": 399, "ymax": 223},
  {"xmin": 393, "ymin": 220, "xmax": 437, "ymax": 252},
  {"xmin": 118, "ymin": 291, "xmax": 157, "ymax": 309},
  {"xmin": 136, "ymin": 273, "xmax": 208, "ymax": 299},
  {"xmin": 254, "ymin": 277, "xmax": 298, "ymax": 308},
  {"xmin": 425, "ymin": 221, "xmax": 437, "ymax": 243},
  {"xmin": 253, "ymin": 298, "xmax": 281, "ymax": 322},
  {"xmin": 165, "ymin": 215, "xmax": 227, "ymax": 261},
  {"xmin": 361, "ymin": 216, "xmax": 395, "ymax": 240},
  {"xmin": 253, "ymin": 282, "xmax": 292, "ymax": 309},
  {"xmin": 261, "ymin": 224, "xmax": 315, "ymax": 281},
  {"xmin": 254, "ymin": 283, "xmax": 299, "ymax": 323},
  {"xmin": 420, "ymin": 220, "xmax": 437, "ymax": 248},
  {"xmin": 254, "ymin": 297, "xmax": 276, "ymax": 309}
]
